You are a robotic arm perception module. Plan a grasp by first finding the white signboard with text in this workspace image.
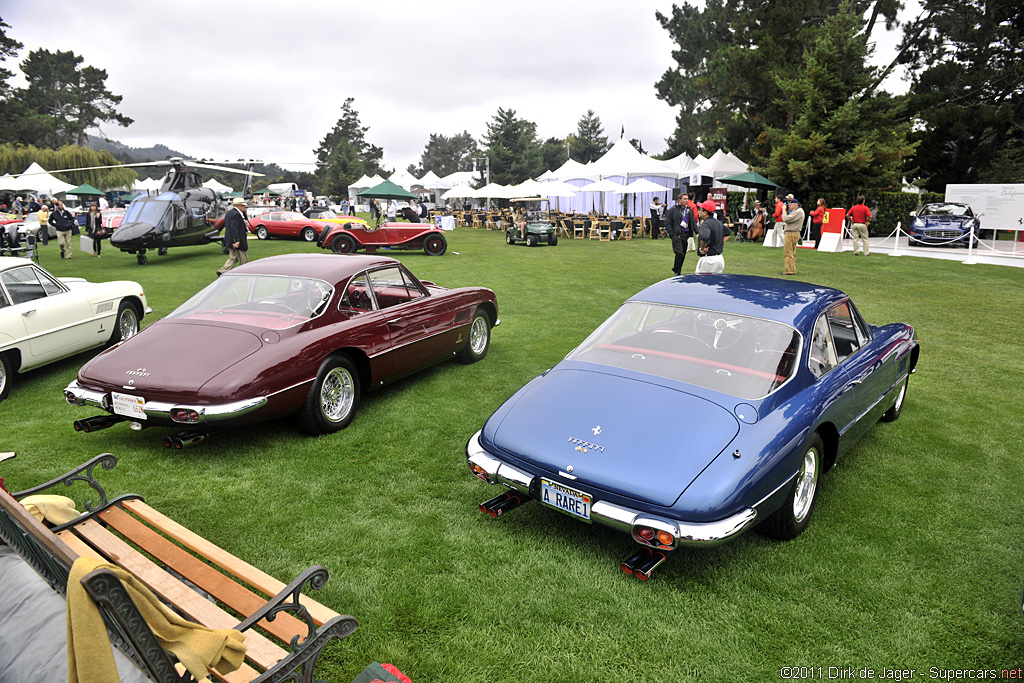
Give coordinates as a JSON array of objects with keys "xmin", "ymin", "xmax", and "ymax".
[{"xmin": 945, "ymin": 184, "xmax": 1024, "ymax": 233}]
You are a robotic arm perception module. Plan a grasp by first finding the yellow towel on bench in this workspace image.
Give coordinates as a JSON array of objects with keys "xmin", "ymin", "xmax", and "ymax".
[
  {"xmin": 67, "ymin": 556, "xmax": 246, "ymax": 683},
  {"xmin": 20, "ymin": 494, "xmax": 80, "ymax": 526}
]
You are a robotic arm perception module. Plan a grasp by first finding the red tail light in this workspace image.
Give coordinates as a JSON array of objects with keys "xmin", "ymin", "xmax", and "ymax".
[{"xmin": 170, "ymin": 408, "xmax": 200, "ymax": 424}]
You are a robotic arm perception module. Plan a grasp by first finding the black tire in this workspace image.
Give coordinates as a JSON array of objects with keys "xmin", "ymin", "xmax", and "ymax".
[
  {"xmin": 456, "ymin": 309, "xmax": 491, "ymax": 364},
  {"xmin": 107, "ymin": 301, "xmax": 141, "ymax": 347},
  {"xmin": 760, "ymin": 433, "xmax": 823, "ymax": 540},
  {"xmin": 424, "ymin": 234, "xmax": 447, "ymax": 256},
  {"xmin": 505, "ymin": 231, "xmax": 514, "ymax": 245},
  {"xmin": 0, "ymin": 353, "xmax": 12, "ymax": 403},
  {"xmin": 297, "ymin": 355, "xmax": 360, "ymax": 435},
  {"xmin": 331, "ymin": 234, "xmax": 357, "ymax": 254},
  {"xmin": 137, "ymin": 253, "xmax": 148, "ymax": 265},
  {"xmin": 301, "ymin": 226, "xmax": 318, "ymax": 242},
  {"xmin": 157, "ymin": 247, "xmax": 168, "ymax": 256},
  {"xmin": 549, "ymin": 234, "xmax": 558, "ymax": 246},
  {"xmin": 256, "ymin": 225, "xmax": 269, "ymax": 240},
  {"xmin": 881, "ymin": 375, "xmax": 908, "ymax": 422},
  {"xmin": 526, "ymin": 233, "xmax": 538, "ymax": 247}
]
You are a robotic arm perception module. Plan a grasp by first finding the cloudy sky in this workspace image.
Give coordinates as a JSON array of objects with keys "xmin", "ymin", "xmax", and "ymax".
[{"xmin": 1, "ymin": 0, "xmax": 913, "ymax": 174}]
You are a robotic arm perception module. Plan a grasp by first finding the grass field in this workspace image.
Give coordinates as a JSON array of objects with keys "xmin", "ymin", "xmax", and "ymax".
[{"xmin": 2, "ymin": 225, "xmax": 1023, "ymax": 682}]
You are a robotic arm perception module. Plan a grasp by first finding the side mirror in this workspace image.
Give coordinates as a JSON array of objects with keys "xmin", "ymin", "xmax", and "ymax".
[{"xmin": 908, "ymin": 210, "xmax": 917, "ymax": 217}]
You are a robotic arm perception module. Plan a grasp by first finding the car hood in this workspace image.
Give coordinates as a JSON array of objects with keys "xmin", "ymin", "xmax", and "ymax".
[
  {"xmin": 80, "ymin": 322, "xmax": 262, "ymax": 395},
  {"xmin": 485, "ymin": 367, "xmax": 740, "ymax": 507},
  {"xmin": 919, "ymin": 215, "xmax": 971, "ymax": 226}
]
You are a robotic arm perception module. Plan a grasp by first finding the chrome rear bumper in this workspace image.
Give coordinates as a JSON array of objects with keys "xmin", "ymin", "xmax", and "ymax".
[
  {"xmin": 465, "ymin": 430, "xmax": 758, "ymax": 550},
  {"xmin": 64, "ymin": 381, "xmax": 267, "ymax": 425}
]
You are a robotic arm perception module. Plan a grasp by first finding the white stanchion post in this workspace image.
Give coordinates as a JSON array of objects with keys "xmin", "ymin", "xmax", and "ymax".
[
  {"xmin": 963, "ymin": 226, "xmax": 978, "ymax": 264},
  {"xmin": 889, "ymin": 222, "xmax": 902, "ymax": 257}
]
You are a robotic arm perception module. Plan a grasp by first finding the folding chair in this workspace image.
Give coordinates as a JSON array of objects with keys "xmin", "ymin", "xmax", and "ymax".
[
  {"xmin": 572, "ymin": 220, "xmax": 584, "ymax": 239},
  {"xmin": 597, "ymin": 221, "xmax": 612, "ymax": 241}
]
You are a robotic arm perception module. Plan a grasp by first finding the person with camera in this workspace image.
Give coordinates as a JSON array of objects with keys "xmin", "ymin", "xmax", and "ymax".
[{"xmin": 781, "ymin": 196, "xmax": 805, "ymax": 275}]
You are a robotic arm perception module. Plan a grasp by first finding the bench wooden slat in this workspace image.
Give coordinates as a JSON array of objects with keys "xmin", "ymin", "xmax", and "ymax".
[
  {"xmin": 56, "ymin": 529, "xmax": 104, "ymax": 561},
  {"xmin": 122, "ymin": 499, "xmax": 339, "ymax": 626},
  {"xmin": 95, "ymin": 506, "xmax": 307, "ymax": 645},
  {"xmin": 71, "ymin": 517, "xmax": 286, "ymax": 672}
]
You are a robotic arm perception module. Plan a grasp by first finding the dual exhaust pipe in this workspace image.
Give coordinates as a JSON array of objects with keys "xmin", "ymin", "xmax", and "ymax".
[
  {"xmin": 620, "ymin": 548, "xmax": 670, "ymax": 581},
  {"xmin": 73, "ymin": 415, "xmax": 125, "ymax": 433},
  {"xmin": 478, "ymin": 490, "xmax": 531, "ymax": 518}
]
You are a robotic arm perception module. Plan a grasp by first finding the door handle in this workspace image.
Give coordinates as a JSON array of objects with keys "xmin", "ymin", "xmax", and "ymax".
[
  {"xmin": 849, "ymin": 379, "xmax": 863, "ymax": 386},
  {"xmin": 387, "ymin": 317, "xmax": 403, "ymax": 325},
  {"xmin": 22, "ymin": 308, "xmax": 36, "ymax": 316}
]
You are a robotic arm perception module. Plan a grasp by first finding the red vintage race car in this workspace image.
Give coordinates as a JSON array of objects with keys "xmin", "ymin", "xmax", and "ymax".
[
  {"xmin": 64, "ymin": 253, "xmax": 497, "ymax": 446},
  {"xmin": 247, "ymin": 210, "xmax": 333, "ymax": 242},
  {"xmin": 318, "ymin": 221, "xmax": 448, "ymax": 256}
]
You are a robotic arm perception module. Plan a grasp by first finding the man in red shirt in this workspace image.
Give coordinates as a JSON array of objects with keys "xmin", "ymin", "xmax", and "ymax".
[
  {"xmin": 848, "ymin": 196, "xmax": 872, "ymax": 255},
  {"xmin": 772, "ymin": 196, "xmax": 787, "ymax": 246}
]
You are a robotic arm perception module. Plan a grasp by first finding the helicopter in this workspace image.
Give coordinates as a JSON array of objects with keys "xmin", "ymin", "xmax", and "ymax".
[{"xmin": 20, "ymin": 158, "xmax": 263, "ymax": 265}]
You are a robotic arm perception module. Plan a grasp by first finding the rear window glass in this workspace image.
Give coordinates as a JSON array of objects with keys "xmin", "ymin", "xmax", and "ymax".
[{"xmin": 566, "ymin": 302, "xmax": 801, "ymax": 399}]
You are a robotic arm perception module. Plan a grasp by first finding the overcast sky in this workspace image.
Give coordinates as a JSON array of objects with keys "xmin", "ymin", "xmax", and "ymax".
[{"xmin": 1, "ymin": 0, "xmax": 914, "ymax": 174}]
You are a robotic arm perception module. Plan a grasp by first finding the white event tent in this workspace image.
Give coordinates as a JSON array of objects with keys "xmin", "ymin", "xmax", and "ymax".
[
  {"xmin": 203, "ymin": 178, "xmax": 233, "ymax": 194},
  {"xmin": 16, "ymin": 162, "xmax": 76, "ymax": 196}
]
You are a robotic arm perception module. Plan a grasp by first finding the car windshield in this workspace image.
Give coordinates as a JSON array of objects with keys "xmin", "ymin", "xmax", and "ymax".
[
  {"xmin": 166, "ymin": 273, "xmax": 334, "ymax": 329},
  {"xmin": 316, "ymin": 209, "xmax": 338, "ymax": 219},
  {"xmin": 920, "ymin": 203, "xmax": 972, "ymax": 217},
  {"xmin": 566, "ymin": 302, "xmax": 801, "ymax": 399}
]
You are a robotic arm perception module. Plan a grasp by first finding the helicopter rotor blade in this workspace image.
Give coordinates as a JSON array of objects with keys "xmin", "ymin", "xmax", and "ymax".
[
  {"xmin": 18, "ymin": 161, "xmax": 170, "ymax": 176},
  {"xmin": 188, "ymin": 162, "xmax": 264, "ymax": 177}
]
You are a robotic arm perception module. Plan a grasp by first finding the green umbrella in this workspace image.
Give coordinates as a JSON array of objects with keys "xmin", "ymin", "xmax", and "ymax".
[
  {"xmin": 716, "ymin": 171, "xmax": 778, "ymax": 190},
  {"xmin": 357, "ymin": 179, "xmax": 418, "ymax": 200},
  {"xmin": 65, "ymin": 183, "xmax": 106, "ymax": 196}
]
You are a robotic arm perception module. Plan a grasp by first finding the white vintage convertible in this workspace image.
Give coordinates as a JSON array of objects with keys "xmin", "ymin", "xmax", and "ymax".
[{"xmin": 0, "ymin": 256, "xmax": 149, "ymax": 402}]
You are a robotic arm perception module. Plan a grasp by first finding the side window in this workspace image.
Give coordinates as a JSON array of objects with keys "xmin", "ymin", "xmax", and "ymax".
[
  {"xmin": 400, "ymin": 269, "xmax": 425, "ymax": 302},
  {"xmin": 826, "ymin": 301, "xmax": 861, "ymax": 363},
  {"xmin": 369, "ymin": 267, "xmax": 421, "ymax": 309},
  {"xmin": 847, "ymin": 300, "xmax": 871, "ymax": 347},
  {"xmin": 0, "ymin": 266, "xmax": 63, "ymax": 304},
  {"xmin": 342, "ymin": 274, "xmax": 374, "ymax": 312},
  {"xmin": 808, "ymin": 314, "xmax": 838, "ymax": 379}
]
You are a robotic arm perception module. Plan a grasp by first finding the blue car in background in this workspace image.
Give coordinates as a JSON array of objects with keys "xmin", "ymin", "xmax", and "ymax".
[
  {"xmin": 467, "ymin": 275, "xmax": 920, "ymax": 580},
  {"xmin": 908, "ymin": 202, "xmax": 982, "ymax": 247}
]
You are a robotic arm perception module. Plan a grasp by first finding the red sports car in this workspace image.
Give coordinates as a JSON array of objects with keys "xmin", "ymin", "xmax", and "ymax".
[
  {"xmin": 247, "ymin": 210, "xmax": 332, "ymax": 242},
  {"xmin": 318, "ymin": 221, "xmax": 448, "ymax": 256},
  {"xmin": 101, "ymin": 209, "xmax": 125, "ymax": 231},
  {"xmin": 64, "ymin": 254, "xmax": 498, "ymax": 446}
]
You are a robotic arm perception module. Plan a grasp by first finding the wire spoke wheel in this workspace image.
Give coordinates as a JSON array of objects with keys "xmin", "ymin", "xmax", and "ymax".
[{"xmin": 320, "ymin": 366, "xmax": 355, "ymax": 423}]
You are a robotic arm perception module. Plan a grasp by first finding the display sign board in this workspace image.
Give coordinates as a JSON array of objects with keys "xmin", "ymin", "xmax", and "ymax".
[
  {"xmin": 817, "ymin": 208, "xmax": 846, "ymax": 252},
  {"xmin": 945, "ymin": 184, "xmax": 1024, "ymax": 233},
  {"xmin": 709, "ymin": 188, "xmax": 728, "ymax": 213}
]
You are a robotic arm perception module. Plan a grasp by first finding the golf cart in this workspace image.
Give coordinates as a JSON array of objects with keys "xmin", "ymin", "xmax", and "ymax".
[{"xmin": 506, "ymin": 197, "xmax": 558, "ymax": 247}]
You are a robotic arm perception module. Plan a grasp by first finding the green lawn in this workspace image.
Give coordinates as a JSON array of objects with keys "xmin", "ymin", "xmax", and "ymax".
[{"xmin": 3, "ymin": 227, "xmax": 1023, "ymax": 682}]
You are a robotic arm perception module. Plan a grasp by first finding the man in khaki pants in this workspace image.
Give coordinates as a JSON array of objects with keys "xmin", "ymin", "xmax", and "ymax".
[{"xmin": 781, "ymin": 197, "xmax": 805, "ymax": 275}]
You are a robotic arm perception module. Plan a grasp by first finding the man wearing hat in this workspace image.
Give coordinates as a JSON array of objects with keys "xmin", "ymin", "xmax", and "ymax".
[
  {"xmin": 695, "ymin": 199, "xmax": 728, "ymax": 274},
  {"xmin": 12, "ymin": 196, "xmax": 25, "ymax": 216},
  {"xmin": 218, "ymin": 198, "xmax": 250, "ymax": 276},
  {"xmin": 781, "ymin": 196, "xmax": 805, "ymax": 275}
]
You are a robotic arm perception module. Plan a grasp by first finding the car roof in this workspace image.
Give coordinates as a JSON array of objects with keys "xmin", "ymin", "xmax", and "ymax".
[
  {"xmin": 631, "ymin": 274, "xmax": 847, "ymax": 329},
  {"xmin": 227, "ymin": 253, "xmax": 402, "ymax": 282},
  {"xmin": 0, "ymin": 256, "xmax": 36, "ymax": 270}
]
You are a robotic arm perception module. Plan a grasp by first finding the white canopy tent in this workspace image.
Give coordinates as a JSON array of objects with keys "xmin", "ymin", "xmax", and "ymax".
[
  {"xmin": 203, "ymin": 178, "xmax": 233, "ymax": 194},
  {"xmin": 440, "ymin": 183, "xmax": 479, "ymax": 200},
  {"xmin": 0, "ymin": 174, "xmax": 21, "ymax": 192},
  {"xmin": 474, "ymin": 182, "xmax": 515, "ymax": 199},
  {"xmin": 16, "ymin": 162, "xmax": 76, "ymax": 195},
  {"xmin": 386, "ymin": 169, "xmax": 418, "ymax": 190},
  {"xmin": 415, "ymin": 170, "xmax": 445, "ymax": 189},
  {"xmin": 690, "ymin": 149, "xmax": 751, "ymax": 192},
  {"xmin": 434, "ymin": 170, "xmax": 478, "ymax": 190}
]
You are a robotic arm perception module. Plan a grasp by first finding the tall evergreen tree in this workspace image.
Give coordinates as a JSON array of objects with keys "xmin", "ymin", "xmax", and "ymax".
[
  {"xmin": 897, "ymin": 0, "xmax": 1024, "ymax": 189},
  {"xmin": 314, "ymin": 98, "xmax": 383, "ymax": 190},
  {"xmin": 480, "ymin": 107, "xmax": 543, "ymax": 185},
  {"xmin": 412, "ymin": 131, "xmax": 480, "ymax": 177},
  {"xmin": 16, "ymin": 48, "xmax": 132, "ymax": 147},
  {"xmin": 540, "ymin": 136, "xmax": 567, "ymax": 173},
  {"xmin": 765, "ymin": 2, "xmax": 916, "ymax": 194},
  {"xmin": 654, "ymin": 0, "xmax": 901, "ymax": 163},
  {"xmin": 569, "ymin": 110, "xmax": 611, "ymax": 163}
]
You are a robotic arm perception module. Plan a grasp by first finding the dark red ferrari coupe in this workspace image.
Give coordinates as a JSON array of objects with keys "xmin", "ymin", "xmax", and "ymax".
[
  {"xmin": 64, "ymin": 254, "xmax": 498, "ymax": 447},
  {"xmin": 318, "ymin": 221, "xmax": 448, "ymax": 256},
  {"xmin": 247, "ymin": 210, "xmax": 333, "ymax": 242}
]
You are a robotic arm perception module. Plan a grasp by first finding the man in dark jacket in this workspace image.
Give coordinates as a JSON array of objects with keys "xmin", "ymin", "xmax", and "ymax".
[
  {"xmin": 665, "ymin": 193, "xmax": 697, "ymax": 276},
  {"xmin": 217, "ymin": 197, "xmax": 249, "ymax": 276},
  {"xmin": 48, "ymin": 199, "xmax": 77, "ymax": 259}
]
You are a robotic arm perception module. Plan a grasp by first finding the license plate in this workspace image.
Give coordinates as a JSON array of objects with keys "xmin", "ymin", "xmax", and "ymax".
[
  {"xmin": 540, "ymin": 478, "xmax": 592, "ymax": 521},
  {"xmin": 111, "ymin": 391, "xmax": 146, "ymax": 420}
]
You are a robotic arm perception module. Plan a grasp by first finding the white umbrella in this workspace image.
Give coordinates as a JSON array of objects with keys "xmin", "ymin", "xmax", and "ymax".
[
  {"xmin": 538, "ymin": 180, "xmax": 579, "ymax": 198},
  {"xmin": 622, "ymin": 178, "xmax": 671, "ymax": 194},
  {"xmin": 475, "ymin": 182, "xmax": 514, "ymax": 198}
]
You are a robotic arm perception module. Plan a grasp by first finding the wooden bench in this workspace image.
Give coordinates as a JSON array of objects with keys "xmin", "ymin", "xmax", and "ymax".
[{"xmin": 0, "ymin": 453, "xmax": 357, "ymax": 683}]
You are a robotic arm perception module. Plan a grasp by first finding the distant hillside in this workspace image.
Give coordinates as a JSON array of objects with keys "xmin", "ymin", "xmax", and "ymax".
[{"xmin": 86, "ymin": 135, "xmax": 189, "ymax": 163}]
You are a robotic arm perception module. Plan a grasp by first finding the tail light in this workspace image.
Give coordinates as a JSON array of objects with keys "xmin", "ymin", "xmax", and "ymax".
[
  {"xmin": 468, "ymin": 461, "xmax": 491, "ymax": 483},
  {"xmin": 170, "ymin": 408, "xmax": 200, "ymax": 424}
]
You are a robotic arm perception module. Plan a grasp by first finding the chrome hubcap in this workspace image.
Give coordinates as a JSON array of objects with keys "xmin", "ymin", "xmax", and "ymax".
[
  {"xmin": 321, "ymin": 367, "xmax": 354, "ymax": 422},
  {"xmin": 793, "ymin": 447, "xmax": 819, "ymax": 522},
  {"xmin": 469, "ymin": 317, "xmax": 488, "ymax": 355},
  {"xmin": 119, "ymin": 309, "xmax": 139, "ymax": 340}
]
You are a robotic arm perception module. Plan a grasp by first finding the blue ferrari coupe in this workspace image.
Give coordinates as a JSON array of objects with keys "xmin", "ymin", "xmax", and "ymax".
[
  {"xmin": 908, "ymin": 202, "xmax": 981, "ymax": 247},
  {"xmin": 467, "ymin": 275, "xmax": 919, "ymax": 579}
]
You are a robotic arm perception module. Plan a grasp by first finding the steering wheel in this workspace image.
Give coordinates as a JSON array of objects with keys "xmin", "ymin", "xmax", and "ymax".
[
  {"xmin": 257, "ymin": 300, "xmax": 301, "ymax": 315},
  {"xmin": 307, "ymin": 282, "xmax": 330, "ymax": 315},
  {"xmin": 694, "ymin": 312, "xmax": 745, "ymax": 349}
]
